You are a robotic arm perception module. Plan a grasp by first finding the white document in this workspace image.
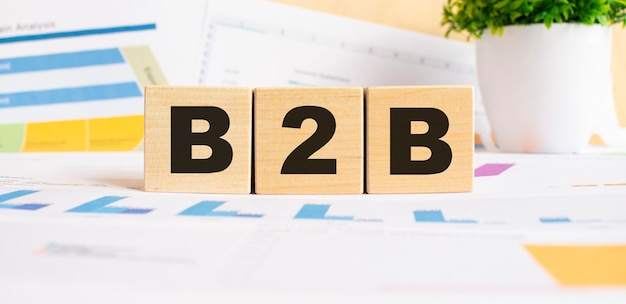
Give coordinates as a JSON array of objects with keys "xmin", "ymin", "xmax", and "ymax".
[
  {"xmin": 0, "ymin": 0, "xmax": 155, "ymax": 124},
  {"xmin": 1, "ymin": 212, "xmax": 625, "ymax": 303},
  {"xmin": 1, "ymin": 152, "xmax": 626, "ymax": 303},
  {"xmin": 197, "ymin": 0, "xmax": 495, "ymax": 150},
  {"xmin": 0, "ymin": 0, "xmax": 207, "ymax": 152}
]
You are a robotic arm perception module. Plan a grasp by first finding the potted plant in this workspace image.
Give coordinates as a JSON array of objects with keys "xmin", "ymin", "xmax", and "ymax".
[{"xmin": 443, "ymin": 0, "xmax": 626, "ymax": 153}]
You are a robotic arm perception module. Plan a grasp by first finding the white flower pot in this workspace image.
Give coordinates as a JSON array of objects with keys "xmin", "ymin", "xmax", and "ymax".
[{"xmin": 476, "ymin": 23, "xmax": 612, "ymax": 153}]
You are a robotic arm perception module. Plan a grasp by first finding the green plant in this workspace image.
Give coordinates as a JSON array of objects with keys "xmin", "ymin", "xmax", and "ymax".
[{"xmin": 443, "ymin": 0, "xmax": 626, "ymax": 39}]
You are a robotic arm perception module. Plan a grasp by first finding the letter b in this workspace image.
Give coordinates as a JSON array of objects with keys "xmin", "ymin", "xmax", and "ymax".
[
  {"xmin": 366, "ymin": 86, "xmax": 474, "ymax": 194},
  {"xmin": 390, "ymin": 108, "xmax": 452, "ymax": 175},
  {"xmin": 144, "ymin": 86, "xmax": 252, "ymax": 194},
  {"xmin": 171, "ymin": 106, "xmax": 233, "ymax": 173}
]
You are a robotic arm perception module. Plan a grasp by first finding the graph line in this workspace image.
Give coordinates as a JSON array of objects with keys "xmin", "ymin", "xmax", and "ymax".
[{"xmin": 0, "ymin": 23, "xmax": 156, "ymax": 44}]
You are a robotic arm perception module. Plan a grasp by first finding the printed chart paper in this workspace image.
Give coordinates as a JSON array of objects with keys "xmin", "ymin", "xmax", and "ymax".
[
  {"xmin": 198, "ymin": 0, "xmax": 495, "ymax": 150},
  {"xmin": 0, "ymin": 0, "xmax": 208, "ymax": 152},
  {"xmin": 1, "ymin": 151, "xmax": 626, "ymax": 226},
  {"xmin": 0, "ymin": 151, "xmax": 625, "ymax": 302}
]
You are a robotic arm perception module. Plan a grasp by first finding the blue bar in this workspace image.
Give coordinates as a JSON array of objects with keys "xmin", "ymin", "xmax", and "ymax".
[
  {"xmin": 540, "ymin": 217, "xmax": 572, "ymax": 223},
  {"xmin": 413, "ymin": 210, "xmax": 446, "ymax": 223},
  {"xmin": 324, "ymin": 215, "xmax": 354, "ymax": 221},
  {"xmin": 0, "ymin": 24, "xmax": 156, "ymax": 44},
  {"xmin": 13, "ymin": 203, "xmax": 48, "ymax": 210},
  {"xmin": 294, "ymin": 205, "xmax": 353, "ymax": 221},
  {"xmin": 0, "ymin": 82, "xmax": 142, "ymax": 108},
  {"xmin": 447, "ymin": 219, "xmax": 478, "ymax": 224},
  {"xmin": 178, "ymin": 201, "xmax": 260, "ymax": 218},
  {"xmin": 0, "ymin": 49, "xmax": 124, "ymax": 75},
  {"xmin": 179, "ymin": 201, "xmax": 228, "ymax": 216},
  {"xmin": 121, "ymin": 208, "xmax": 152, "ymax": 214},
  {"xmin": 295, "ymin": 204, "xmax": 331, "ymax": 219},
  {"xmin": 66, "ymin": 196, "xmax": 126, "ymax": 213},
  {"xmin": 0, "ymin": 190, "xmax": 38, "ymax": 202}
]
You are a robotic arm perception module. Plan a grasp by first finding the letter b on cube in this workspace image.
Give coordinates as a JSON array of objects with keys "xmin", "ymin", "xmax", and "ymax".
[
  {"xmin": 145, "ymin": 86, "xmax": 253, "ymax": 194},
  {"xmin": 366, "ymin": 86, "xmax": 474, "ymax": 194}
]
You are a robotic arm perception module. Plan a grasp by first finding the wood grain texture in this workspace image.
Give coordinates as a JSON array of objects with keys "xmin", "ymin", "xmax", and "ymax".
[
  {"xmin": 612, "ymin": 25, "xmax": 626, "ymax": 126},
  {"xmin": 254, "ymin": 87, "xmax": 363, "ymax": 194},
  {"xmin": 144, "ymin": 86, "xmax": 252, "ymax": 194},
  {"xmin": 366, "ymin": 86, "xmax": 473, "ymax": 194},
  {"xmin": 272, "ymin": 0, "xmax": 626, "ymax": 127}
]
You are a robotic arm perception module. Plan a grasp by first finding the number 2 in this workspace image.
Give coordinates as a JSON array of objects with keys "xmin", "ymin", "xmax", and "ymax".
[{"xmin": 281, "ymin": 106, "xmax": 337, "ymax": 174}]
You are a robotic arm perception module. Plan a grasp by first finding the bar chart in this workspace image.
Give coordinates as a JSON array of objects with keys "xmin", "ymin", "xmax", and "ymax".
[
  {"xmin": 540, "ymin": 217, "xmax": 573, "ymax": 223},
  {"xmin": 66, "ymin": 196, "xmax": 152, "ymax": 214},
  {"xmin": 178, "ymin": 201, "xmax": 263, "ymax": 218},
  {"xmin": 0, "ymin": 190, "xmax": 48, "ymax": 211},
  {"xmin": 413, "ymin": 210, "xmax": 478, "ymax": 224},
  {"xmin": 294, "ymin": 204, "xmax": 381, "ymax": 222},
  {"xmin": 0, "ymin": 23, "xmax": 166, "ymax": 152},
  {"xmin": 538, "ymin": 216, "xmax": 617, "ymax": 224},
  {"xmin": 474, "ymin": 163, "xmax": 515, "ymax": 177},
  {"xmin": 525, "ymin": 244, "xmax": 626, "ymax": 286},
  {"xmin": 198, "ymin": 0, "xmax": 496, "ymax": 149}
]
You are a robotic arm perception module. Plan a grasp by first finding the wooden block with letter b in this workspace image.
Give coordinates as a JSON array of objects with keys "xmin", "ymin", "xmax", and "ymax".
[
  {"xmin": 365, "ymin": 86, "xmax": 474, "ymax": 194},
  {"xmin": 144, "ymin": 86, "xmax": 253, "ymax": 194},
  {"xmin": 254, "ymin": 87, "xmax": 364, "ymax": 194}
]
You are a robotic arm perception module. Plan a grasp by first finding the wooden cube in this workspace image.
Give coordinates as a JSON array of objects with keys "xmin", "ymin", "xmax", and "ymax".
[
  {"xmin": 254, "ymin": 87, "xmax": 363, "ymax": 194},
  {"xmin": 144, "ymin": 86, "xmax": 252, "ymax": 194},
  {"xmin": 365, "ymin": 86, "xmax": 474, "ymax": 194}
]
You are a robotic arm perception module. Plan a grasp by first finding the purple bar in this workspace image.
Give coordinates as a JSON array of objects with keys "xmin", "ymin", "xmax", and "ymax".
[
  {"xmin": 13, "ymin": 203, "xmax": 49, "ymax": 210},
  {"xmin": 120, "ymin": 208, "xmax": 153, "ymax": 214},
  {"xmin": 235, "ymin": 213, "xmax": 264, "ymax": 218},
  {"xmin": 474, "ymin": 163, "xmax": 515, "ymax": 177}
]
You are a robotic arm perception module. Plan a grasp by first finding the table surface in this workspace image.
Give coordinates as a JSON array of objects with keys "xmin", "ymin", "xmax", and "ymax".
[{"xmin": 1, "ymin": 151, "xmax": 625, "ymax": 303}]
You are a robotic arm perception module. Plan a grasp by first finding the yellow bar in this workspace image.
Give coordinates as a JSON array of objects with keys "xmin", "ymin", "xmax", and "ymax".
[
  {"xmin": 525, "ymin": 244, "xmax": 626, "ymax": 286},
  {"xmin": 23, "ymin": 120, "xmax": 87, "ymax": 152},
  {"xmin": 88, "ymin": 115, "xmax": 144, "ymax": 151}
]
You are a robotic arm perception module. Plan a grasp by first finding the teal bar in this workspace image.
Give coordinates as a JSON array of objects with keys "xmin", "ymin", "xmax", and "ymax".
[
  {"xmin": 540, "ymin": 217, "xmax": 572, "ymax": 223},
  {"xmin": 179, "ymin": 201, "xmax": 228, "ymax": 216},
  {"xmin": 0, "ymin": 82, "xmax": 142, "ymax": 108},
  {"xmin": 66, "ymin": 196, "xmax": 126, "ymax": 213},
  {"xmin": 0, "ymin": 190, "xmax": 38, "ymax": 203},
  {"xmin": 0, "ymin": 48, "xmax": 124, "ymax": 75},
  {"xmin": 413, "ymin": 210, "xmax": 446, "ymax": 222},
  {"xmin": 294, "ymin": 204, "xmax": 331, "ymax": 219}
]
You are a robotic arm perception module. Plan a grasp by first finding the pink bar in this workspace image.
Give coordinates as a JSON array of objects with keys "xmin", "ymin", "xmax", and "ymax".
[{"xmin": 474, "ymin": 163, "xmax": 515, "ymax": 177}]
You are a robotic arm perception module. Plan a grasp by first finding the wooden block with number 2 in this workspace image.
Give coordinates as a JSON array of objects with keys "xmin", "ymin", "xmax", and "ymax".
[{"xmin": 254, "ymin": 87, "xmax": 364, "ymax": 194}]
